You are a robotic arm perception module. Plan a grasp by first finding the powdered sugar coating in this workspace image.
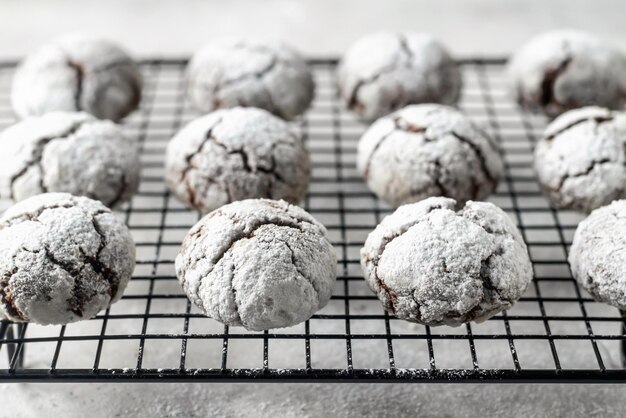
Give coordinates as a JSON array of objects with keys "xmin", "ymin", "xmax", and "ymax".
[
  {"xmin": 176, "ymin": 199, "xmax": 337, "ymax": 331},
  {"xmin": 361, "ymin": 197, "xmax": 532, "ymax": 326},
  {"xmin": 12, "ymin": 34, "xmax": 142, "ymax": 122},
  {"xmin": 357, "ymin": 104, "xmax": 503, "ymax": 208},
  {"xmin": 508, "ymin": 30, "xmax": 626, "ymax": 117},
  {"xmin": 569, "ymin": 200, "xmax": 626, "ymax": 309},
  {"xmin": 0, "ymin": 111, "xmax": 141, "ymax": 208},
  {"xmin": 166, "ymin": 107, "xmax": 310, "ymax": 214},
  {"xmin": 187, "ymin": 38, "xmax": 315, "ymax": 120},
  {"xmin": 0, "ymin": 193, "xmax": 135, "ymax": 325},
  {"xmin": 534, "ymin": 106, "xmax": 626, "ymax": 213},
  {"xmin": 338, "ymin": 32, "xmax": 462, "ymax": 121}
]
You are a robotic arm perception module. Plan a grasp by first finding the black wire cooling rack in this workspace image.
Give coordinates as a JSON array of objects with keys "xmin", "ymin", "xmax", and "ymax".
[{"xmin": 0, "ymin": 58, "xmax": 625, "ymax": 383}]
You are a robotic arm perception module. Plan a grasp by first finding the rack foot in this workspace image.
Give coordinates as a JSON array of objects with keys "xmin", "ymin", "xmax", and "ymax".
[
  {"xmin": 2, "ymin": 322, "xmax": 25, "ymax": 369},
  {"xmin": 622, "ymin": 312, "xmax": 626, "ymax": 369}
]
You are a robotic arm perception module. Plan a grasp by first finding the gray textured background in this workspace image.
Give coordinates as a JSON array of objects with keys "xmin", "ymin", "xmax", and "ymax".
[
  {"xmin": 2, "ymin": 0, "xmax": 626, "ymax": 59},
  {"xmin": 2, "ymin": 1, "xmax": 626, "ymax": 417}
]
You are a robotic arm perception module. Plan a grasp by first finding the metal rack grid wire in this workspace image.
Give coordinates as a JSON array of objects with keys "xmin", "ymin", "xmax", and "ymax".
[{"xmin": 0, "ymin": 58, "xmax": 625, "ymax": 382}]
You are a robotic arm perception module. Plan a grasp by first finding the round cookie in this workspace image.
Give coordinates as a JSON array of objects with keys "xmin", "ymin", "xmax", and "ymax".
[
  {"xmin": 357, "ymin": 104, "xmax": 503, "ymax": 208},
  {"xmin": 176, "ymin": 199, "xmax": 337, "ymax": 331},
  {"xmin": 187, "ymin": 38, "xmax": 314, "ymax": 120},
  {"xmin": 361, "ymin": 197, "xmax": 533, "ymax": 326},
  {"xmin": 0, "ymin": 111, "xmax": 141, "ymax": 208},
  {"xmin": 166, "ymin": 107, "xmax": 310, "ymax": 213},
  {"xmin": 0, "ymin": 193, "xmax": 135, "ymax": 325},
  {"xmin": 338, "ymin": 31, "xmax": 462, "ymax": 121},
  {"xmin": 569, "ymin": 200, "xmax": 626, "ymax": 309},
  {"xmin": 508, "ymin": 30, "xmax": 626, "ymax": 117},
  {"xmin": 534, "ymin": 106, "xmax": 626, "ymax": 213},
  {"xmin": 12, "ymin": 34, "xmax": 142, "ymax": 121}
]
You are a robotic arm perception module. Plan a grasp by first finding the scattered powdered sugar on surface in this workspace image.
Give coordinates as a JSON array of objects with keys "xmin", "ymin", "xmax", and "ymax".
[{"xmin": 2, "ymin": 380, "xmax": 625, "ymax": 417}]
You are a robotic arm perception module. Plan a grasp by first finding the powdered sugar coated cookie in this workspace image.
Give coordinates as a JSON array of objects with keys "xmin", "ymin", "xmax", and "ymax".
[
  {"xmin": 0, "ymin": 111, "xmax": 141, "ymax": 208},
  {"xmin": 361, "ymin": 197, "xmax": 532, "ymax": 326},
  {"xmin": 534, "ymin": 106, "xmax": 626, "ymax": 213},
  {"xmin": 357, "ymin": 104, "xmax": 503, "ymax": 208},
  {"xmin": 166, "ymin": 107, "xmax": 310, "ymax": 213},
  {"xmin": 187, "ymin": 38, "xmax": 314, "ymax": 120},
  {"xmin": 338, "ymin": 32, "xmax": 462, "ymax": 121},
  {"xmin": 176, "ymin": 199, "xmax": 336, "ymax": 331},
  {"xmin": 569, "ymin": 200, "xmax": 626, "ymax": 309},
  {"xmin": 508, "ymin": 30, "xmax": 626, "ymax": 117},
  {"xmin": 0, "ymin": 193, "xmax": 135, "ymax": 325},
  {"xmin": 12, "ymin": 34, "xmax": 142, "ymax": 121}
]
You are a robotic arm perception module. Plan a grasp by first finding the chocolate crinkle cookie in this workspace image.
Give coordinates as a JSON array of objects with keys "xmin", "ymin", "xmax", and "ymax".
[
  {"xmin": 534, "ymin": 106, "xmax": 626, "ymax": 213},
  {"xmin": 166, "ymin": 107, "xmax": 310, "ymax": 213},
  {"xmin": 176, "ymin": 199, "xmax": 337, "ymax": 331},
  {"xmin": 0, "ymin": 193, "xmax": 135, "ymax": 325},
  {"xmin": 508, "ymin": 29, "xmax": 626, "ymax": 117},
  {"xmin": 361, "ymin": 197, "xmax": 533, "ymax": 326},
  {"xmin": 0, "ymin": 111, "xmax": 141, "ymax": 208},
  {"xmin": 357, "ymin": 104, "xmax": 503, "ymax": 208},
  {"xmin": 338, "ymin": 31, "xmax": 462, "ymax": 121},
  {"xmin": 569, "ymin": 200, "xmax": 626, "ymax": 309},
  {"xmin": 187, "ymin": 38, "xmax": 315, "ymax": 120},
  {"xmin": 11, "ymin": 34, "xmax": 142, "ymax": 122}
]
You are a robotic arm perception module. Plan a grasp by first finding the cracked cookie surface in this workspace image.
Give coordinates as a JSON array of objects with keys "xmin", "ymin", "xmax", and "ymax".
[
  {"xmin": 338, "ymin": 31, "xmax": 462, "ymax": 121},
  {"xmin": 534, "ymin": 106, "xmax": 626, "ymax": 213},
  {"xmin": 0, "ymin": 111, "xmax": 141, "ymax": 208},
  {"xmin": 0, "ymin": 193, "xmax": 135, "ymax": 325},
  {"xmin": 175, "ymin": 199, "xmax": 337, "ymax": 331},
  {"xmin": 165, "ymin": 107, "xmax": 310, "ymax": 213},
  {"xmin": 508, "ymin": 30, "xmax": 626, "ymax": 117},
  {"xmin": 361, "ymin": 197, "xmax": 532, "ymax": 326},
  {"xmin": 186, "ymin": 38, "xmax": 314, "ymax": 120},
  {"xmin": 11, "ymin": 34, "xmax": 142, "ymax": 122},
  {"xmin": 357, "ymin": 104, "xmax": 503, "ymax": 208},
  {"xmin": 569, "ymin": 200, "xmax": 626, "ymax": 309}
]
